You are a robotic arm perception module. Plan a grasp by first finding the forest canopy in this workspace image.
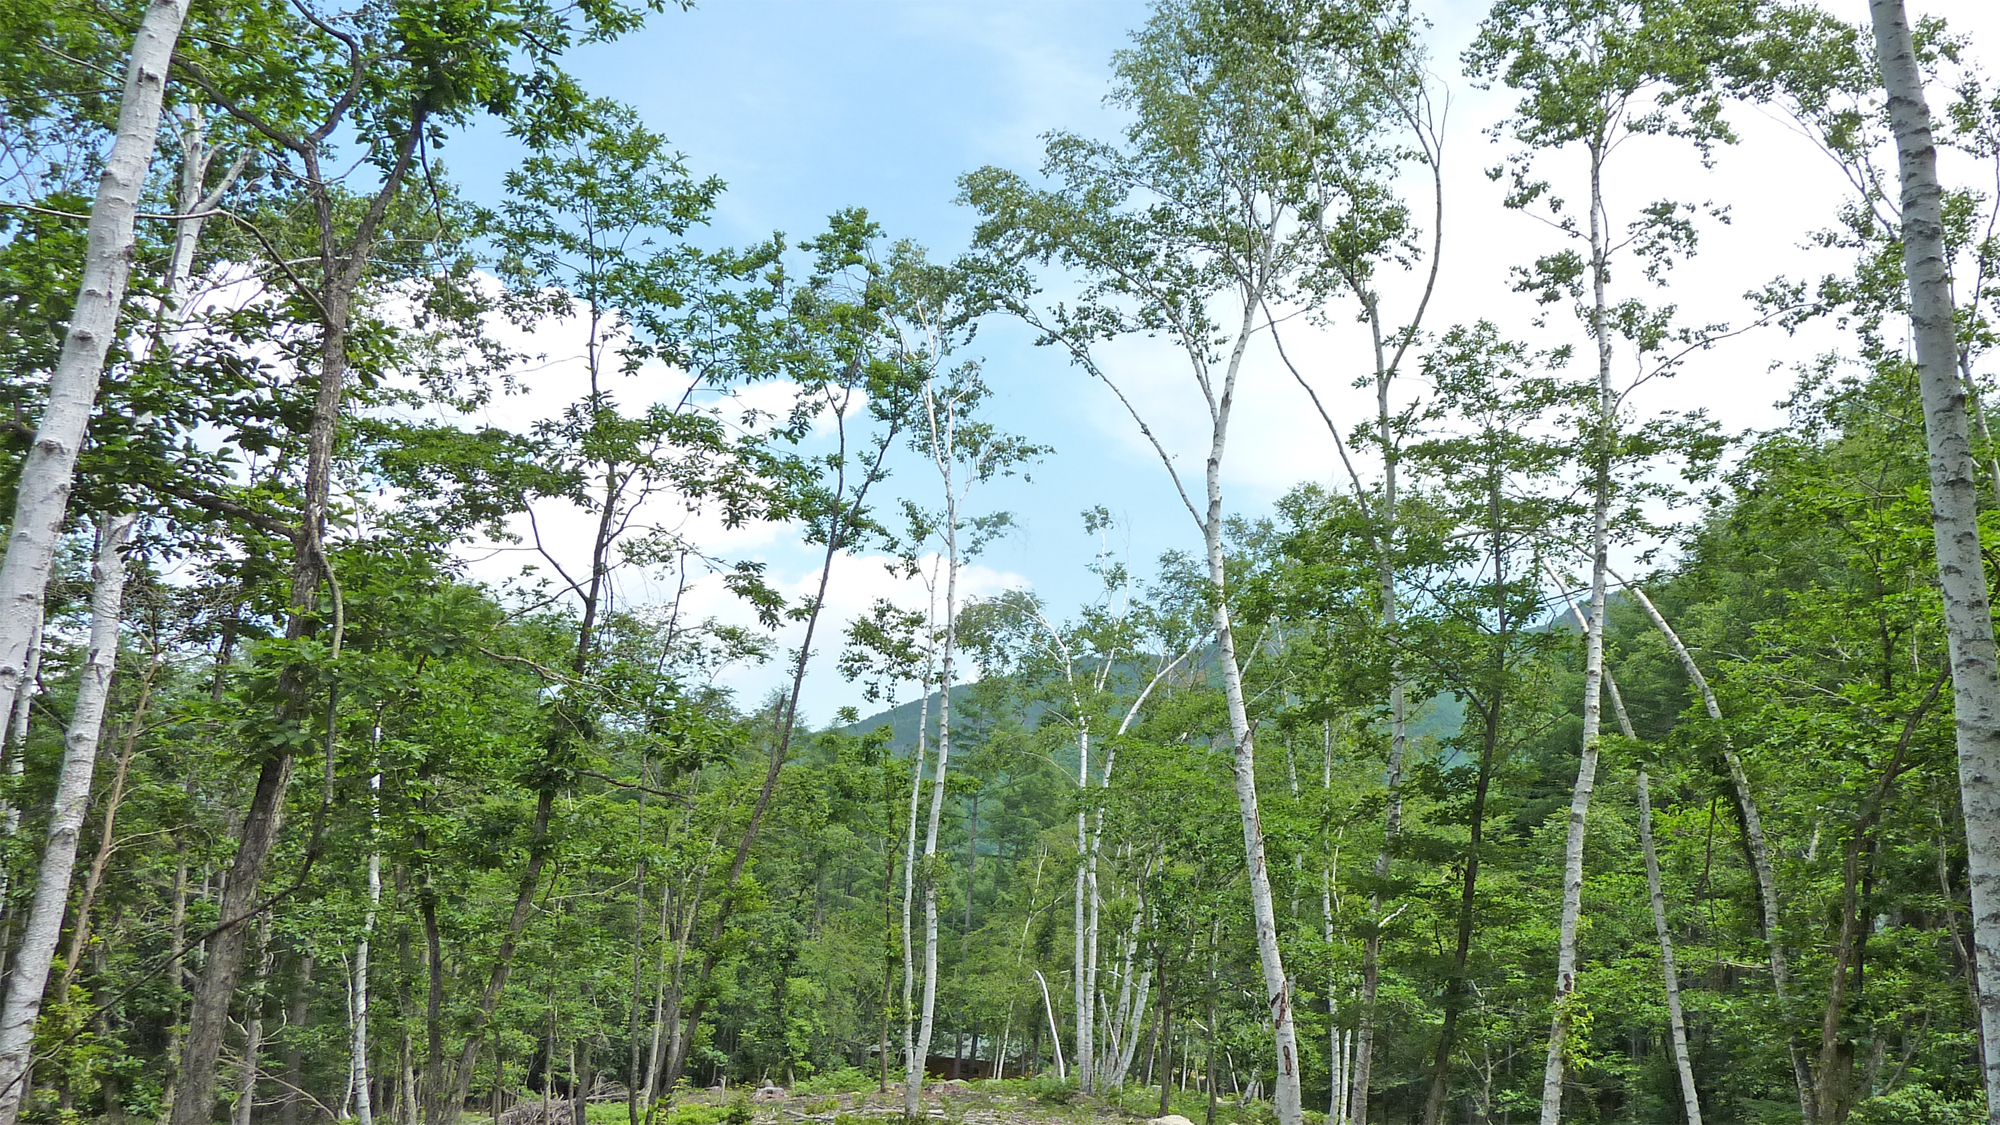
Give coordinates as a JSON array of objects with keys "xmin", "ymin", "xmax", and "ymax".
[{"xmin": 0, "ymin": 1, "xmax": 1998, "ymax": 1124}]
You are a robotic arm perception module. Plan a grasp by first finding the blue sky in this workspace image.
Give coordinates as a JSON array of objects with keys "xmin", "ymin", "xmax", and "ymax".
[
  {"xmin": 445, "ymin": 1, "xmax": 1212, "ymax": 720},
  {"xmin": 437, "ymin": 0, "xmax": 1998, "ymax": 722}
]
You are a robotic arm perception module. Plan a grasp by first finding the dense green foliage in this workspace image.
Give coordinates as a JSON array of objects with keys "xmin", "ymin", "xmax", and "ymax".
[{"xmin": 2, "ymin": 0, "xmax": 1999, "ymax": 1124}]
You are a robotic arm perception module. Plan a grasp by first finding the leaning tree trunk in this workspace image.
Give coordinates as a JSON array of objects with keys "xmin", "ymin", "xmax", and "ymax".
[
  {"xmin": 0, "ymin": 0, "xmax": 186, "ymax": 733},
  {"xmin": 1637, "ymin": 771, "xmax": 1701, "ymax": 1125},
  {"xmin": 437, "ymin": 790, "xmax": 554, "ymax": 1125},
  {"xmin": 662, "ymin": 411, "xmax": 892, "ymax": 1093},
  {"xmin": 1618, "ymin": 576, "xmax": 1810, "ymax": 1114},
  {"xmin": 1539, "ymin": 137, "xmax": 1614, "ymax": 1125},
  {"xmin": 1869, "ymin": 5, "xmax": 2000, "ymax": 1119},
  {"xmin": 0, "ymin": 514, "xmax": 137, "ymax": 1125},
  {"xmin": 0, "ymin": 608, "xmax": 44, "ymax": 930}
]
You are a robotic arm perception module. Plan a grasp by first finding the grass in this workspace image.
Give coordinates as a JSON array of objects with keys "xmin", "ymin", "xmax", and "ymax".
[{"xmin": 578, "ymin": 1074, "xmax": 1282, "ymax": 1125}]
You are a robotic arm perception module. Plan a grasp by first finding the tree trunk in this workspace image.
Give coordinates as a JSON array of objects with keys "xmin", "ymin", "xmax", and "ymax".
[
  {"xmin": 648, "ymin": 863, "xmax": 705, "ymax": 1103},
  {"xmin": 1204, "ymin": 921, "xmax": 1220, "ymax": 1125},
  {"xmin": 354, "ymin": 757, "xmax": 383, "ymax": 1125},
  {"xmin": 663, "ymin": 420, "xmax": 890, "ymax": 1091},
  {"xmin": 172, "ymin": 77, "xmax": 427, "ymax": 1121},
  {"xmin": 1155, "ymin": 958, "xmax": 1172, "ymax": 1119},
  {"xmin": 905, "ymin": 494, "xmax": 959, "ymax": 1118},
  {"xmin": 0, "ymin": 608, "xmax": 44, "ymax": 934},
  {"xmin": 571, "ymin": 1039, "xmax": 592, "ymax": 1125},
  {"xmin": 629, "ymin": 848, "xmax": 646, "ymax": 1125},
  {"xmin": 646, "ymin": 886, "xmax": 672, "ymax": 1102},
  {"xmin": 1638, "ymin": 771, "xmax": 1702, "ymax": 1125},
  {"xmin": 1617, "ymin": 578, "xmax": 1810, "ymax": 1116},
  {"xmin": 880, "ymin": 826, "xmax": 895, "ymax": 1094},
  {"xmin": 59, "ymin": 636, "xmax": 160, "ymax": 998},
  {"xmin": 160, "ymin": 806, "xmax": 193, "ymax": 1125},
  {"xmin": 955, "ymin": 792, "xmax": 978, "ymax": 1083},
  {"xmin": 1350, "ymin": 492, "xmax": 1407, "ymax": 1125},
  {"xmin": 0, "ymin": 513, "xmax": 135, "ymax": 1125},
  {"xmin": 235, "ymin": 926, "xmax": 273, "ymax": 1125},
  {"xmin": 898, "ymin": 685, "xmax": 930, "ymax": 1096},
  {"xmin": 1202, "ymin": 295, "xmax": 1302, "ymax": 1125},
  {"xmin": 279, "ymin": 953, "xmax": 313, "ymax": 1125},
  {"xmin": 436, "ymin": 789, "xmax": 554, "ymax": 1125},
  {"xmin": 1539, "ymin": 137, "xmax": 1614, "ymax": 1125},
  {"xmin": 1868, "ymin": 6, "xmax": 2000, "ymax": 1118},
  {"xmin": 1074, "ymin": 726, "xmax": 1092, "ymax": 1094},
  {"xmin": 0, "ymin": 0, "xmax": 186, "ymax": 731},
  {"xmin": 1421, "ymin": 694, "xmax": 1498, "ymax": 1125}
]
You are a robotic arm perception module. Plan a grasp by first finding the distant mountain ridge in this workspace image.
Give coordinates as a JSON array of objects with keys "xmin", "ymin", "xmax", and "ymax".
[
  {"xmin": 830, "ymin": 588, "xmax": 1618, "ymax": 751},
  {"xmin": 835, "ymin": 673, "xmax": 1466, "ymax": 753}
]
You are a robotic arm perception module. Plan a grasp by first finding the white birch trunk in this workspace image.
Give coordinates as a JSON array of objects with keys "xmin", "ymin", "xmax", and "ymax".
[
  {"xmin": 907, "ymin": 391, "xmax": 961, "ymax": 1117},
  {"xmin": 1034, "ymin": 969, "xmax": 1067, "ymax": 1079},
  {"xmin": 1208, "ymin": 295, "xmax": 1302, "ymax": 1125},
  {"xmin": 1636, "ymin": 771, "xmax": 1701, "ymax": 1125},
  {"xmin": 1075, "ymin": 641, "xmax": 1193, "ymax": 1094},
  {"xmin": 1109, "ymin": 968, "xmax": 1151, "ymax": 1087},
  {"xmin": 0, "ymin": 0, "xmax": 187, "ymax": 730},
  {"xmin": 1539, "ymin": 141, "xmax": 1614, "ymax": 1125},
  {"xmin": 0, "ymin": 513, "xmax": 136, "ymax": 1125},
  {"xmin": 1075, "ymin": 727, "xmax": 1092, "ymax": 1093},
  {"xmin": 1869, "ymin": 5, "xmax": 2000, "ymax": 1118},
  {"xmin": 900, "ymin": 673, "xmax": 930, "ymax": 1097},
  {"xmin": 0, "ymin": 609, "xmax": 43, "ymax": 932},
  {"xmin": 1084, "ymin": 836, "xmax": 1101, "ymax": 1091},
  {"xmin": 905, "ymin": 628, "xmax": 953, "ymax": 1115},
  {"xmin": 0, "ymin": 612, "xmax": 40, "ymax": 776},
  {"xmin": 1616, "ymin": 576, "xmax": 1809, "ymax": 1112},
  {"xmin": 353, "ymin": 721, "xmax": 383, "ymax": 1125}
]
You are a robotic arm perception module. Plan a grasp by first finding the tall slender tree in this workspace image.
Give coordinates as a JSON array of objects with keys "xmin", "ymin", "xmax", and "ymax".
[
  {"xmin": 1466, "ymin": 3, "xmax": 1751, "ymax": 1115},
  {"xmin": 1866, "ymin": 2, "xmax": 2000, "ymax": 1116},
  {"xmin": 965, "ymin": 4, "xmax": 1413, "ymax": 1118},
  {"xmin": 166, "ymin": 1, "xmax": 664, "ymax": 1117}
]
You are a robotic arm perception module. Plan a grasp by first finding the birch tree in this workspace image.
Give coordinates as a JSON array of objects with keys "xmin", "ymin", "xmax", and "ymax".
[
  {"xmin": 889, "ymin": 250, "xmax": 1040, "ymax": 1116},
  {"xmin": 165, "ymin": 0, "xmax": 662, "ymax": 1115},
  {"xmin": 1866, "ymin": 1, "xmax": 2000, "ymax": 1115},
  {"xmin": 0, "ymin": 0, "xmax": 187, "ymax": 742},
  {"xmin": 957, "ymin": 543, "xmax": 1207, "ymax": 1094},
  {"xmin": 0, "ymin": 513, "xmax": 135, "ymax": 1125},
  {"xmin": 965, "ymin": 4, "xmax": 1411, "ymax": 1118},
  {"xmin": 1465, "ymin": 3, "xmax": 1750, "ymax": 1115},
  {"xmin": 1261, "ymin": 17, "xmax": 1439, "ymax": 1108}
]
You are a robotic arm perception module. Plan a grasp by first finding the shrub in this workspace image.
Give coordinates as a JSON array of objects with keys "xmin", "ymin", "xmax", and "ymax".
[
  {"xmin": 791, "ymin": 1067, "xmax": 874, "ymax": 1096},
  {"xmin": 1850, "ymin": 1085, "xmax": 1986, "ymax": 1125}
]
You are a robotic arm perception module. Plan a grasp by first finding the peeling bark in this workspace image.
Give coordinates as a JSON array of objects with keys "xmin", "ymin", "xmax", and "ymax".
[
  {"xmin": 1868, "ymin": 4, "xmax": 2000, "ymax": 1116},
  {"xmin": 0, "ymin": 514, "xmax": 136, "ymax": 1125}
]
